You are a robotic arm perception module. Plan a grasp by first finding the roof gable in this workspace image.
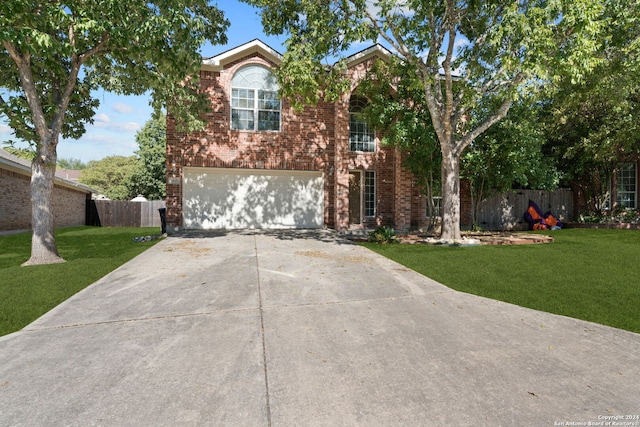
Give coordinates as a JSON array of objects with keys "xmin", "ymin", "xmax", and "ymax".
[
  {"xmin": 202, "ymin": 39, "xmax": 283, "ymax": 71},
  {"xmin": 346, "ymin": 44, "xmax": 391, "ymax": 68},
  {"xmin": 202, "ymin": 40, "xmax": 391, "ymax": 72}
]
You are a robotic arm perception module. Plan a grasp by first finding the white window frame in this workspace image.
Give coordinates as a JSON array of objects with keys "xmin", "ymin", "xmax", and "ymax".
[
  {"xmin": 364, "ymin": 170, "xmax": 375, "ymax": 217},
  {"xmin": 349, "ymin": 96, "xmax": 376, "ymax": 152},
  {"xmin": 617, "ymin": 162, "xmax": 637, "ymax": 209},
  {"xmin": 231, "ymin": 65, "xmax": 281, "ymax": 131}
]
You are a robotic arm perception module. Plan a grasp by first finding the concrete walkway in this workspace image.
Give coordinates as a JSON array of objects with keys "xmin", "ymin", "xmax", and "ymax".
[{"xmin": 1, "ymin": 230, "xmax": 639, "ymax": 426}]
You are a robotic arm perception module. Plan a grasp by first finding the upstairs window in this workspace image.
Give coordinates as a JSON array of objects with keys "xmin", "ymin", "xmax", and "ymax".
[
  {"xmin": 231, "ymin": 65, "xmax": 281, "ymax": 131},
  {"xmin": 349, "ymin": 95, "xmax": 375, "ymax": 152}
]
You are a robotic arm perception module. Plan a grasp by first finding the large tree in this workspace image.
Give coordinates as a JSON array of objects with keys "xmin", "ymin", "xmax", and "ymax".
[
  {"xmin": 128, "ymin": 113, "xmax": 167, "ymax": 201},
  {"xmin": 79, "ymin": 155, "xmax": 138, "ymax": 200},
  {"xmin": 57, "ymin": 157, "xmax": 86, "ymax": 170},
  {"xmin": 0, "ymin": 1, "xmax": 228, "ymax": 265},
  {"xmin": 245, "ymin": 0, "xmax": 603, "ymax": 240}
]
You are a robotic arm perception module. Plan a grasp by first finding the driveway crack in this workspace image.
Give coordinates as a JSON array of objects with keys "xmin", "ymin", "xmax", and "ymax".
[{"xmin": 253, "ymin": 234, "xmax": 272, "ymax": 427}]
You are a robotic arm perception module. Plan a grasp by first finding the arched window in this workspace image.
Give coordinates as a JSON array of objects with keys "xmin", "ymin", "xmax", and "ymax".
[
  {"xmin": 231, "ymin": 65, "xmax": 281, "ymax": 131},
  {"xmin": 349, "ymin": 95, "xmax": 375, "ymax": 152}
]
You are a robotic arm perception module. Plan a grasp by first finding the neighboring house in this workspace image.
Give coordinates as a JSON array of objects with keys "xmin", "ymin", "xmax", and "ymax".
[
  {"xmin": 166, "ymin": 39, "xmax": 451, "ymax": 232},
  {"xmin": 0, "ymin": 148, "xmax": 94, "ymax": 232},
  {"xmin": 56, "ymin": 168, "xmax": 82, "ymax": 183},
  {"xmin": 571, "ymin": 156, "xmax": 639, "ymax": 215}
]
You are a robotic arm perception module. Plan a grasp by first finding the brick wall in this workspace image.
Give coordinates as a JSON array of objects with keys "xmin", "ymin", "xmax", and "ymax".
[
  {"xmin": 0, "ymin": 169, "xmax": 31, "ymax": 230},
  {"xmin": 0, "ymin": 168, "xmax": 89, "ymax": 231},
  {"xmin": 52, "ymin": 185, "xmax": 90, "ymax": 228}
]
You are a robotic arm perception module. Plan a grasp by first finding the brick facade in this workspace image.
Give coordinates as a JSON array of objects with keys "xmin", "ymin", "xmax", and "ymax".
[
  {"xmin": 166, "ymin": 41, "xmax": 471, "ymax": 231},
  {"xmin": 0, "ymin": 167, "xmax": 90, "ymax": 232}
]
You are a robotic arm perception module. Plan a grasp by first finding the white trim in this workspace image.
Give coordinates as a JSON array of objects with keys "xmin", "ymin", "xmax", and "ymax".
[
  {"xmin": 202, "ymin": 39, "xmax": 283, "ymax": 72},
  {"xmin": 345, "ymin": 44, "xmax": 392, "ymax": 68},
  {"xmin": 364, "ymin": 170, "xmax": 376, "ymax": 217}
]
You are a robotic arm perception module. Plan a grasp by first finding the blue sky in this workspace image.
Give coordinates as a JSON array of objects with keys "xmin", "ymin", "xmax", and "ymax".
[{"xmin": 0, "ymin": 1, "xmax": 290, "ymax": 163}]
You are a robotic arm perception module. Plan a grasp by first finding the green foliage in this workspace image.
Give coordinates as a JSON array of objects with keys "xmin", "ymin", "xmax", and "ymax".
[
  {"xmin": 57, "ymin": 157, "xmax": 87, "ymax": 170},
  {"xmin": 462, "ymin": 99, "xmax": 560, "ymax": 225},
  {"xmin": 0, "ymin": 1, "xmax": 229, "ymax": 138},
  {"xmin": 0, "ymin": 226, "xmax": 161, "ymax": 336},
  {"xmin": 1, "ymin": 145, "xmax": 35, "ymax": 161},
  {"xmin": 247, "ymin": 0, "xmax": 603, "ymax": 123},
  {"xmin": 368, "ymin": 226, "xmax": 399, "ymax": 244},
  {"xmin": 541, "ymin": 0, "xmax": 640, "ymax": 215},
  {"xmin": 128, "ymin": 113, "xmax": 166, "ymax": 200},
  {"xmin": 79, "ymin": 155, "xmax": 138, "ymax": 200},
  {"xmin": 363, "ymin": 229, "xmax": 640, "ymax": 333}
]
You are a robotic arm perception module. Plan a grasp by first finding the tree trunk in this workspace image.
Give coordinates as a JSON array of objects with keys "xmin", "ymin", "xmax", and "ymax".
[
  {"xmin": 440, "ymin": 147, "xmax": 462, "ymax": 241},
  {"xmin": 22, "ymin": 142, "xmax": 65, "ymax": 266},
  {"xmin": 424, "ymin": 175, "xmax": 437, "ymax": 232}
]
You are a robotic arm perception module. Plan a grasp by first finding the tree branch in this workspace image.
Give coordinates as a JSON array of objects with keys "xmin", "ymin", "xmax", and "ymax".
[
  {"xmin": 441, "ymin": 0, "xmax": 458, "ymax": 142},
  {"xmin": 456, "ymin": 89, "xmax": 516, "ymax": 156},
  {"xmin": 78, "ymin": 31, "xmax": 111, "ymax": 62},
  {"xmin": 1, "ymin": 40, "xmax": 50, "ymax": 144}
]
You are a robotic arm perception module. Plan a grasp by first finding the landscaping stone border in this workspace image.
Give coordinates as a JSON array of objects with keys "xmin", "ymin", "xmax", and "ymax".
[
  {"xmin": 396, "ymin": 232, "xmax": 554, "ymax": 246},
  {"xmin": 565, "ymin": 222, "xmax": 640, "ymax": 230}
]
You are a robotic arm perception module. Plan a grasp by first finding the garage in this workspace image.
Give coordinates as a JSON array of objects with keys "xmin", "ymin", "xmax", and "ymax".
[{"xmin": 182, "ymin": 167, "xmax": 324, "ymax": 229}]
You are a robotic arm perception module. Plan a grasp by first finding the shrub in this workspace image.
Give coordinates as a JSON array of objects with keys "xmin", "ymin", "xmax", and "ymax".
[{"xmin": 368, "ymin": 226, "xmax": 399, "ymax": 244}]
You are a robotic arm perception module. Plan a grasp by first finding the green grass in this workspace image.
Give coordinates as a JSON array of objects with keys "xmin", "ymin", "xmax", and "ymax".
[
  {"xmin": 0, "ymin": 226, "xmax": 162, "ymax": 336},
  {"xmin": 363, "ymin": 228, "xmax": 640, "ymax": 334}
]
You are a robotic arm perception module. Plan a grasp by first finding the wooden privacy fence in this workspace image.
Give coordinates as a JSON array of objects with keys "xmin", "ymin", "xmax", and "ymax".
[
  {"xmin": 476, "ymin": 189, "xmax": 573, "ymax": 231},
  {"xmin": 87, "ymin": 200, "xmax": 166, "ymax": 227}
]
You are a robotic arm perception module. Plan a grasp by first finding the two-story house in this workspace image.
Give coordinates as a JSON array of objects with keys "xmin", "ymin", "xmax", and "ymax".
[{"xmin": 165, "ymin": 39, "xmax": 437, "ymax": 232}]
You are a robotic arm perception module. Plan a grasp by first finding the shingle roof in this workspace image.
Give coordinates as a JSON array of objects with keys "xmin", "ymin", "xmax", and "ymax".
[{"xmin": 0, "ymin": 148, "xmax": 94, "ymax": 194}]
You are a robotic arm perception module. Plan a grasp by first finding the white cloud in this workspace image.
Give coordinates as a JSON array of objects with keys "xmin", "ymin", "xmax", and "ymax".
[
  {"xmin": 0, "ymin": 123, "xmax": 12, "ymax": 134},
  {"xmin": 112, "ymin": 122, "xmax": 141, "ymax": 132},
  {"xmin": 84, "ymin": 134, "xmax": 113, "ymax": 143},
  {"xmin": 112, "ymin": 102, "xmax": 134, "ymax": 114},
  {"xmin": 94, "ymin": 113, "xmax": 110, "ymax": 126},
  {"xmin": 91, "ymin": 114, "xmax": 140, "ymax": 133}
]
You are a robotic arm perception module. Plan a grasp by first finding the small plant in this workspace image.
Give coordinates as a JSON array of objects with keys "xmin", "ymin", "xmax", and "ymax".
[
  {"xmin": 470, "ymin": 223, "xmax": 483, "ymax": 232},
  {"xmin": 620, "ymin": 209, "xmax": 640, "ymax": 223},
  {"xmin": 577, "ymin": 210, "xmax": 606, "ymax": 223},
  {"xmin": 368, "ymin": 226, "xmax": 399, "ymax": 244}
]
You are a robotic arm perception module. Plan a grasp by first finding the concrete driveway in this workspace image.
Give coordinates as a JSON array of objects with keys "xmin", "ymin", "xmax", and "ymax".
[{"xmin": 1, "ymin": 230, "xmax": 639, "ymax": 426}]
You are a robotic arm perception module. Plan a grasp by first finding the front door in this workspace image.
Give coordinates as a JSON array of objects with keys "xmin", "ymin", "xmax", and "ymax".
[{"xmin": 348, "ymin": 171, "xmax": 362, "ymax": 225}]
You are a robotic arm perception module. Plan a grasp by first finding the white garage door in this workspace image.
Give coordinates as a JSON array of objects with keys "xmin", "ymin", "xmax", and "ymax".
[{"xmin": 183, "ymin": 167, "xmax": 324, "ymax": 229}]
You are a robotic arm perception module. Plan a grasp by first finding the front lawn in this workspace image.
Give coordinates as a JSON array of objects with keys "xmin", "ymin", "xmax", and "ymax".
[
  {"xmin": 0, "ymin": 226, "xmax": 162, "ymax": 336},
  {"xmin": 363, "ymin": 228, "xmax": 640, "ymax": 334}
]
